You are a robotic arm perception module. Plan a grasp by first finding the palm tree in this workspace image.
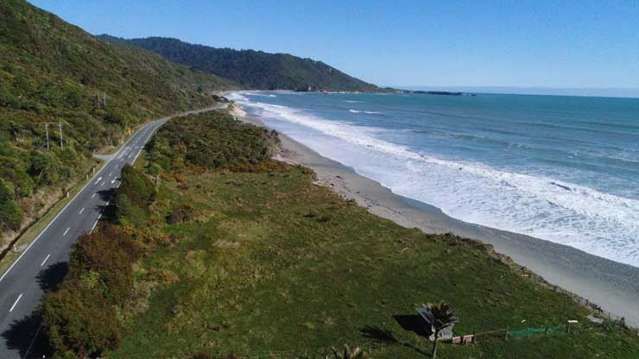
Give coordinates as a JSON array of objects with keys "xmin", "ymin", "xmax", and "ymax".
[
  {"xmin": 422, "ymin": 302, "xmax": 458, "ymax": 359},
  {"xmin": 327, "ymin": 344, "xmax": 369, "ymax": 359}
]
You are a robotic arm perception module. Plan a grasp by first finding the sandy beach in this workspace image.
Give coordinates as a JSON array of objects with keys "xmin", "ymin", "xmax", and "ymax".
[{"xmin": 230, "ymin": 104, "xmax": 639, "ymax": 328}]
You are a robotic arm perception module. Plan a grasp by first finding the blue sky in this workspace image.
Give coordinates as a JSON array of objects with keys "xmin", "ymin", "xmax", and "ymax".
[{"xmin": 31, "ymin": 0, "xmax": 639, "ymax": 90}]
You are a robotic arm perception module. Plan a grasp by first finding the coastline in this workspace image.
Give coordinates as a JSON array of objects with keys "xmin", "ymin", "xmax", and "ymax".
[{"xmin": 229, "ymin": 104, "xmax": 639, "ymax": 328}]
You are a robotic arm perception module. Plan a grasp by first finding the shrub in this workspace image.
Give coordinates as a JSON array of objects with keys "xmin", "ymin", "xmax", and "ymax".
[
  {"xmin": 114, "ymin": 165, "xmax": 156, "ymax": 223},
  {"xmin": 42, "ymin": 225, "xmax": 144, "ymax": 357},
  {"xmin": 166, "ymin": 204, "xmax": 194, "ymax": 224},
  {"xmin": 0, "ymin": 179, "xmax": 22, "ymax": 230},
  {"xmin": 68, "ymin": 225, "xmax": 143, "ymax": 305},
  {"xmin": 0, "ymin": 153, "xmax": 34, "ymax": 197},
  {"xmin": 42, "ymin": 281, "xmax": 122, "ymax": 358},
  {"xmin": 29, "ymin": 151, "xmax": 62, "ymax": 186},
  {"xmin": 118, "ymin": 165, "xmax": 156, "ymax": 205},
  {"xmin": 147, "ymin": 112, "xmax": 279, "ymax": 171}
]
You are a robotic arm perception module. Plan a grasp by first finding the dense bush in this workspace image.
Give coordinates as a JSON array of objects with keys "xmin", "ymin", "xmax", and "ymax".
[
  {"xmin": 118, "ymin": 165, "xmax": 156, "ymax": 207},
  {"xmin": 114, "ymin": 165, "xmax": 156, "ymax": 224},
  {"xmin": 42, "ymin": 282, "xmax": 121, "ymax": 359},
  {"xmin": 42, "ymin": 225, "xmax": 143, "ymax": 358},
  {"xmin": 0, "ymin": 179, "xmax": 22, "ymax": 230},
  {"xmin": 147, "ymin": 112, "xmax": 279, "ymax": 171}
]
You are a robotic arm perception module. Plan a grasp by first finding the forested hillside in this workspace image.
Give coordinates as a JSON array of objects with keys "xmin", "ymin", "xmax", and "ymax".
[
  {"xmin": 100, "ymin": 36, "xmax": 381, "ymax": 92},
  {"xmin": 0, "ymin": 0, "xmax": 232, "ymax": 246}
]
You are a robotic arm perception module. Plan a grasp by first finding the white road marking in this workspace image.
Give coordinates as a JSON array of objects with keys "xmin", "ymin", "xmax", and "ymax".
[
  {"xmin": 97, "ymin": 213, "xmax": 102, "ymax": 220},
  {"xmin": 79, "ymin": 208, "xmax": 85, "ymax": 215},
  {"xmin": 40, "ymin": 254, "xmax": 51, "ymax": 267},
  {"xmin": 91, "ymin": 193, "xmax": 96, "ymax": 198},
  {"xmin": 9, "ymin": 294, "xmax": 23, "ymax": 312},
  {"xmin": 63, "ymin": 227, "xmax": 70, "ymax": 236},
  {"xmin": 90, "ymin": 220, "xmax": 98, "ymax": 232},
  {"xmin": 0, "ymin": 120, "xmax": 162, "ymax": 284},
  {"xmin": 108, "ymin": 172, "xmax": 112, "ymax": 177},
  {"xmin": 111, "ymin": 179, "xmax": 116, "ymax": 184},
  {"xmin": 94, "ymin": 177, "xmax": 102, "ymax": 185}
]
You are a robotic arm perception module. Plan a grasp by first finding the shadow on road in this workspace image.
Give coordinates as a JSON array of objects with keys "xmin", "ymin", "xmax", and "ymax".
[
  {"xmin": 97, "ymin": 188, "xmax": 115, "ymax": 203},
  {"xmin": 1, "ymin": 311, "xmax": 51, "ymax": 359},
  {"xmin": 1, "ymin": 263, "xmax": 69, "ymax": 358},
  {"xmin": 37, "ymin": 262, "xmax": 68, "ymax": 293},
  {"xmin": 97, "ymin": 188, "xmax": 117, "ymax": 222}
]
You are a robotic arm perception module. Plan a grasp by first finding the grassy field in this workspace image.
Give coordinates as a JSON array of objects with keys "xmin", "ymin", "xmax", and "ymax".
[{"xmin": 100, "ymin": 113, "xmax": 639, "ymax": 358}]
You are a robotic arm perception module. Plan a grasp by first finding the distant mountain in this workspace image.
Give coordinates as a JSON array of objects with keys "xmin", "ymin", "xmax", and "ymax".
[
  {"xmin": 99, "ymin": 36, "xmax": 381, "ymax": 92},
  {"xmin": 0, "ymin": 0, "xmax": 231, "ymax": 241}
]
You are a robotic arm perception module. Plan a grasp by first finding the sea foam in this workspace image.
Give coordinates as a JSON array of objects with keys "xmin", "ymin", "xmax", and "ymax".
[
  {"xmin": 349, "ymin": 109, "xmax": 383, "ymax": 115},
  {"xmin": 229, "ymin": 92, "xmax": 639, "ymax": 267}
]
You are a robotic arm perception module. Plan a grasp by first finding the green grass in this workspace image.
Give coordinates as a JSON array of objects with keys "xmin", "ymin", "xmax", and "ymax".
[{"xmin": 107, "ymin": 164, "xmax": 639, "ymax": 358}]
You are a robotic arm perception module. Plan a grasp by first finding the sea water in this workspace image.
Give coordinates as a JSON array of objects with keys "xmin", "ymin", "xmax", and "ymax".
[{"xmin": 228, "ymin": 91, "xmax": 639, "ymax": 268}]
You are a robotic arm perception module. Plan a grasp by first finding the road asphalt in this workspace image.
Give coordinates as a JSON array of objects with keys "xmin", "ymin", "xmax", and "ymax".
[{"xmin": 0, "ymin": 106, "xmax": 221, "ymax": 358}]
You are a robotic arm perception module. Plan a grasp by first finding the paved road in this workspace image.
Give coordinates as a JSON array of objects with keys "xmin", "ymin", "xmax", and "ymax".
[{"xmin": 0, "ymin": 106, "xmax": 222, "ymax": 358}]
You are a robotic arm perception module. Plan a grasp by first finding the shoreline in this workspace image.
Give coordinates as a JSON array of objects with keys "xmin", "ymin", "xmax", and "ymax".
[{"xmin": 229, "ymin": 104, "xmax": 639, "ymax": 328}]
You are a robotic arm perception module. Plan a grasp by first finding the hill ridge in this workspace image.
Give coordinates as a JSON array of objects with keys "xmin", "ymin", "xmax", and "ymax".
[
  {"xmin": 0, "ymin": 0, "xmax": 231, "ymax": 245},
  {"xmin": 99, "ymin": 35, "xmax": 381, "ymax": 92}
]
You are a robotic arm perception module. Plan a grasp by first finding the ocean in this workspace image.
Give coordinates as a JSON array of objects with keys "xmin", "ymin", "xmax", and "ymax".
[{"xmin": 228, "ymin": 91, "xmax": 639, "ymax": 268}]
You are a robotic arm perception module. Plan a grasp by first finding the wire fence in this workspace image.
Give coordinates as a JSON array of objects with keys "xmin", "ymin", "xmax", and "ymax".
[
  {"xmin": 508, "ymin": 325, "xmax": 566, "ymax": 338},
  {"xmin": 449, "ymin": 323, "xmax": 574, "ymax": 345}
]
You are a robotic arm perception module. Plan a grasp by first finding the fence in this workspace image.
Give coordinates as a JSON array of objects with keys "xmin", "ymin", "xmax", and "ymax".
[
  {"xmin": 448, "ymin": 323, "xmax": 574, "ymax": 345},
  {"xmin": 508, "ymin": 325, "xmax": 565, "ymax": 338}
]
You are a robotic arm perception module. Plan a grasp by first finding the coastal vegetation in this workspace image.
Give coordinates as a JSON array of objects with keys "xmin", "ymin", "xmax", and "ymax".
[
  {"xmin": 41, "ymin": 111, "xmax": 639, "ymax": 358},
  {"xmin": 100, "ymin": 36, "xmax": 381, "ymax": 92},
  {"xmin": 145, "ymin": 111, "xmax": 279, "ymax": 172},
  {"xmin": 41, "ymin": 165, "xmax": 152, "ymax": 358},
  {"xmin": 0, "ymin": 0, "xmax": 232, "ymax": 246}
]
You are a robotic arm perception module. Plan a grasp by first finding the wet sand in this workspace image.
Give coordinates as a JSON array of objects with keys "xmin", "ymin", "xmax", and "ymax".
[{"xmin": 231, "ymin": 105, "xmax": 639, "ymax": 328}]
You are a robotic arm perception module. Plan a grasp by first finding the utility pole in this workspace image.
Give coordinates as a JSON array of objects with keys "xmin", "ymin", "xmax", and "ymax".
[
  {"xmin": 44, "ymin": 123, "xmax": 50, "ymax": 151},
  {"xmin": 94, "ymin": 92, "xmax": 107, "ymax": 109},
  {"xmin": 58, "ymin": 121, "xmax": 63, "ymax": 150}
]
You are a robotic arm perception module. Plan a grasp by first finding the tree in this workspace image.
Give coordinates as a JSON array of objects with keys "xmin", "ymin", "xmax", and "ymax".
[
  {"xmin": 42, "ymin": 281, "xmax": 122, "ymax": 357},
  {"xmin": 422, "ymin": 302, "xmax": 458, "ymax": 359},
  {"xmin": 327, "ymin": 345, "xmax": 368, "ymax": 359}
]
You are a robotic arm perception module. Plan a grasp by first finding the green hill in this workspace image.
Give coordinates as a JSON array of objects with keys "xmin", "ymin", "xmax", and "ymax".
[
  {"xmin": 0, "ymin": 0, "xmax": 232, "ymax": 244},
  {"xmin": 100, "ymin": 36, "xmax": 381, "ymax": 92}
]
